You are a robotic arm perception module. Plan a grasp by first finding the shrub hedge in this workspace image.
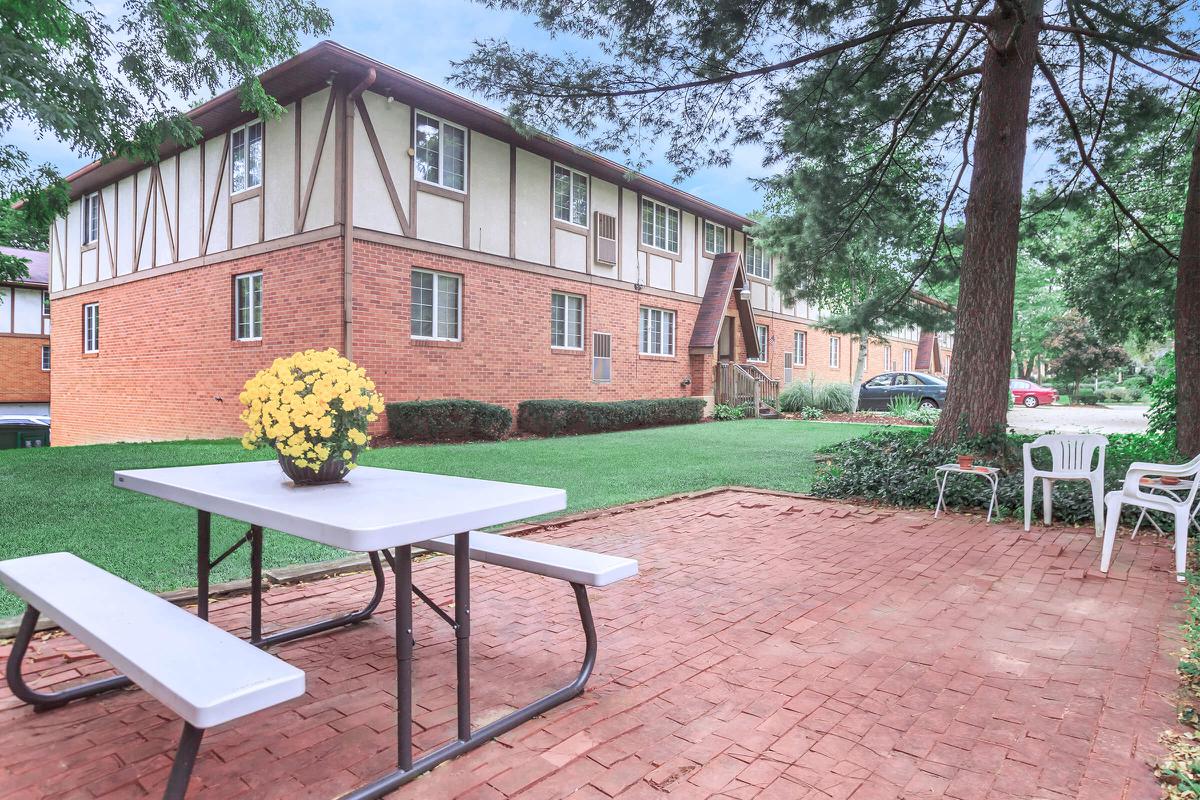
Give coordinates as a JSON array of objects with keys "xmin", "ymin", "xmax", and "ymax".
[
  {"xmin": 386, "ymin": 399, "xmax": 512, "ymax": 442},
  {"xmin": 813, "ymin": 428, "xmax": 1182, "ymax": 524},
  {"xmin": 517, "ymin": 398, "xmax": 706, "ymax": 436},
  {"xmin": 780, "ymin": 380, "xmax": 854, "ymax": 413}
]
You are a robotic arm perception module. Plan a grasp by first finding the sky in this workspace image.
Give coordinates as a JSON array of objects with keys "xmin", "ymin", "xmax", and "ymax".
[{"xmin": 7, "ymin": 0, "xmax": 1111, "ymax": 216}]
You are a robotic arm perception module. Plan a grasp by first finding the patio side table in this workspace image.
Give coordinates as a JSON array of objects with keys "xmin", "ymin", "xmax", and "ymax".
[
  {"xmin": 934, "ymin": 464, "xmax": 1000, "ymax": 523},
  {"xmin": 1128, "ymin": 477, "xmax": 1200, "ymax": 537}
]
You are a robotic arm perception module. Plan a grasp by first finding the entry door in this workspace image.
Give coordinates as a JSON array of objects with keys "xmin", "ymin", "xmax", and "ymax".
[{"xmin": 718, "ymin": 317, "xmax": 734, "ymax": 361}]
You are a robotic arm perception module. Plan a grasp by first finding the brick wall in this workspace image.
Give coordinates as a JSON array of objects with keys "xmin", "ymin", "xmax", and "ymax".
[
  {"xmin": 0, "ymin": 336, "xmax": 50, "ymax": 403},
  {"xmin": 50, "ymin": 239, "xmax": 344, "ymax": 445},
  {"xmin": 49, "ymin": 234, "xmax": 949, "ymax": 445}
]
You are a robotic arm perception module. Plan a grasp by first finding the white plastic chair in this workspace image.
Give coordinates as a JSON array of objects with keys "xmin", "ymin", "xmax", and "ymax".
[
  {"xmin": 1023, "ymin": 434, "xmax": 1108, "ymax": 535},
  {"xmin": 1100, "ymin": 453, "xmax": 1200, "ymax": 582}
]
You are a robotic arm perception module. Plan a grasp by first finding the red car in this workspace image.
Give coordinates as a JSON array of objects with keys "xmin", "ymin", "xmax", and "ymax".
[{"xmin": 1010, "ymin": 379, "xmax": 1058, "ymax": 408}]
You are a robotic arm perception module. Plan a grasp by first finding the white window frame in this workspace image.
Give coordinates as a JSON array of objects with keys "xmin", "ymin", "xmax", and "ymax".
[
  {"xmin": 751, "ymin": 324, "xmax": 768, "ymax": 363},
  {"xmin": 82, "ymin": 193, "xmax": 99, "ymax": 246},
  {"xmin": 903, "ymin": 348, "xmax": 913, "ymax": 371},
  {"xmin": 883, "ymin": 345, "xmax": 892, "ymax": 372},
  {"xmin": 592, "ymin": 331, "xmax": 612, "ymax": 383},
  {"xmin": 411, "ymin": 268, "xmax": 462, "ymax": 342},
  {"xmin": 795, "ymin": 331, "xmax": 807, "ymax": 366},
  {"xmin": 40, "ymin": 345, "xmax": 50, "ymax": 372},
  {"xmin": 229, "ymin": 119, "xmax": 263, "ymax": 195},
  {"xmin": 639, "ymin": 306, "xmax": 675, "ymax": 356},
  {"xmin": 640, "ymin": 198, "xmax": 680, "ymax": 254},
  {"xmin": 829, "ymin": 336, "xmax": 840, "ymax": 369},
  {"xmin": 414, "ymin": 110, "xmax": 468, "ymax": 193},
  {"xmin": 551, "ymin": 292, "xmax": 585, "ymax": 350},
  {"xmin": 552, "ymin": 165, "xmax": 589, "ymax": 228},
  {"xmin": 746, "ymin": 240, "xmax": 771, "ymax": 280},
  {"xmin": 703, "ymin": 221, "xmax": 726, "ymax": 255},
  {"xmin": 234, "ymin": 271, "xmax": 263, "ymax": 341},
  {"xmin": 42, "ymin": 290, "xmax": 50, "ymax": 317},
  {"xmin": 83, "ymin": 303, "xmax": 99, "ymax": 353}
]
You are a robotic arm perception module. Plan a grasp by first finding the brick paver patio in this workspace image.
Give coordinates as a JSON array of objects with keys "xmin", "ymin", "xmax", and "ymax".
[{"xmin": 0, "ymin": 491, "xmax": 1185, "ymax": 799}]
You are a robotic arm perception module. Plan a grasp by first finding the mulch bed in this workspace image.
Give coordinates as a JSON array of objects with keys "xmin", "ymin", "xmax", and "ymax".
[{"xmin": 782, "ymin": 411, "xmax": 923, "ymax": 425}]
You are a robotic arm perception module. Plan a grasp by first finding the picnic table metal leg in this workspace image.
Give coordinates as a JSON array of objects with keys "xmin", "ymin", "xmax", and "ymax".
[
  {"xmin": 197, "ymin": 511, "xmax": 210, "ymax": 621},
  {"xmin": 394, "ymin": 545, "xmax": 414, "ymax": 770},
  {"xmin": 162, "ymin": 723, "xmax": 204, "ymax": 800},
  {"xmin": 250, "ymin": 525, "xmax": 263, "ymax": 644},
  {"xmin": 5, "ymin": 606, "xmax": 132, "ymax": 710},
  {"xmin": 455, "ymin": 531, "xmax": 472, "ymax": 742}
]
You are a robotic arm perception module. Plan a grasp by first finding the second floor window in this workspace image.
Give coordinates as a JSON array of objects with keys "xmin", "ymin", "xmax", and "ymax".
[
  {"xmin": 639, "ymin": 307, "xmax": 675, "ymax": 356},
  {"xmin": 42, "ymin": 291, "xmax": 50, "ymax": 317},
  {"xmin": 41, "ymin": 345, "xmax": 50, "ymax": 371},
  {"xmin": 752, "ymin": 324, "xmax": 768, "ymax": 362},
  {"xmin": 641, "ymin": 199, "xmax": 679, "ymax": 253},
  {"xmin": 829, "ymin": 336, "xmax": 840, "ymax": 368},
  {"xmin": 551, "ymin": 292, "xmax": 584, "ymax": 349},
  {"xmin": 82, "ymin": 193, "xmax": 99, "ymax": 245},
  {"xmin": 746, "ymin": 242, "xmax": 771, "ymax": 279},
  {"xmin": 412, "ymin": 268, "xmax": 461, "ymax": 341},
  {"xmin": 553, "ymin": 165, "xmax": 588, "ymax": 227},
  {"xmin": 231, "ymin": 120, "xmax": 263, "ymax": 194},
  {"xmin": 415, "ymin": 112, "xmax": 467, "ymax": 192},
  {"xmin": 234, "ymin": 272, "xmax": 263, "ymax": 340},
  {"xmin": 795, "ymin": 331, "xmax": 807, "ymax": 365},
  {"xmin": 703, "ymin": 221, "xmax": 726, "ymax": 254},
  {"xmin": 83, "ymin": 303, "xmax": 99, "ymax": 353}
]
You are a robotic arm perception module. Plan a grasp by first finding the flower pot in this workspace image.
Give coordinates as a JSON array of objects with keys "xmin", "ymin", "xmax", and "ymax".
[
  {"xmin": 1161, "ymin": 476, "xmax": 1181, "ymax": 486},
  {"xmin": 277, "ymin": 452, "xmax": 352, "ymax": 486},
  {"xmin": 957, "ymin": 455, "xmax": 974, "ymax": 470}
]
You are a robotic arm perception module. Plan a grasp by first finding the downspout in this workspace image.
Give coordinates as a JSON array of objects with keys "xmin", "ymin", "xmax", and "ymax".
[{"xmin": 342, "ymin": 67, "xmax": 377, "ymax": 360}]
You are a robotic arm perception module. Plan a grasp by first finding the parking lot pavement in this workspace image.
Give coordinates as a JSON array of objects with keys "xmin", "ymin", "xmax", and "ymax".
[{"xmin": 1008, "ymin": 403, "xmax": 1149, "ymax": 435}]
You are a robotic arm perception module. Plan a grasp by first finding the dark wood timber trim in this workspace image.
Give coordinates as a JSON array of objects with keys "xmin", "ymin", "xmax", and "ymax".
[
  {"xmin": 356, "ymin": 95, "xmax": 411, "ymax": 235},
  {"xmin": 297, "ymin": 89, "xmax": 335, "ymax": 234},
  {"xmin": 203, "ymin": 134, "xmax": 230, "ymax": 255}
]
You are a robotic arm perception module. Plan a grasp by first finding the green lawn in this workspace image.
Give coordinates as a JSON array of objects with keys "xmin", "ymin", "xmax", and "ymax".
[{"xmin": 0, "ymin": 420, "xmax": 874, "ymax": 616}]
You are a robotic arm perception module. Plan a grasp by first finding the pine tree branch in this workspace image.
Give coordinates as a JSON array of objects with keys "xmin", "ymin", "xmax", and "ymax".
[
  {"xmin": 1042, "ymin": 23, "xmax": 1200, "ymax": 62},
  {"xmin": 1037, "ymin": 54, "xmax": 1179, "ymax": 261}
]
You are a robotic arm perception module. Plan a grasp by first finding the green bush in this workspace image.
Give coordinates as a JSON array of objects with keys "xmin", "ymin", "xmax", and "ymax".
[
  {"xmin": 712, "ymin": 403, "xmax": 748, "ymax": 421},
  {"xmin": 1148, "ymin": 352, "xmax": 1177, "ymax": 439},
  {"xmin": 907, "ymin": 406, "xmax": 941, "ymax": 425},
  {"xmin": 818, "ymin": 383, "xmax": 853, "ymax": 413},
  {"xmin": 888, "ymin": 394, "xmax": 920, "ymax": 418},
  {"xmin": 813, "ymin": 428, "xmax": 1182, "ymax": 523},
  {"xmin": 1076, "ymin": 389, "xmax": 1100, "ymax": 405},
  {"xmin": 779, "ymin": 381, "xmax": 815, "ymax": 412},
  {"xmin": 386, "ymin": 399, "xmax": 512, "ymax": 442},
  {"xmin": 517, "ymin": 398, "xmax": 706, "ymax": 436},
  {"xmin": 1098, "ymin": 386, "xmax": 1129, "ymax": 404},
  {"xmin": 800, "ymin": 406, "xmax": 824, "ymax": 420}
]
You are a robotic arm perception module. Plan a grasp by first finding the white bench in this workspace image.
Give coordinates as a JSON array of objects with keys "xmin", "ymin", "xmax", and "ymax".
[
  {"xmin": 0, "ymin": 552, "xmax": 305, "ymax": 800},
  {"xmin": 417, "ymin": 531, "xmax": 638, "ymax": 586}
]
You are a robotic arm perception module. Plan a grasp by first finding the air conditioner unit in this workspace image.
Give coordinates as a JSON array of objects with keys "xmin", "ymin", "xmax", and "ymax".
[{"xmin": 594, "ymin": 211, "xmax": 617, "ymax": 265}]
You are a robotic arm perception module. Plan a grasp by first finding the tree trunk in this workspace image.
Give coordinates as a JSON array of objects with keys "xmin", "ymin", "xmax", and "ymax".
[
  {"xmin": 849, "ymin": 334, "xmax": 870, "ymax": 412},
  {"xmin": 1176, "ymin": 121, "xmax": 1200, "ymax": 456},
  {"xmin": 932, "ymin": 0, "xmax": 1042, "ymax": 443}
]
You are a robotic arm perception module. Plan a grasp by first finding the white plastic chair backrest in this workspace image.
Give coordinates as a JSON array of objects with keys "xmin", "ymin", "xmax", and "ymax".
[
  {"xmin": 1031, "ymin": 434, "xmax": 1107, "ymax": 473},
  {"xmin": 1178, "ymin": 452, "xmax": 1200, "ymax": 509}
]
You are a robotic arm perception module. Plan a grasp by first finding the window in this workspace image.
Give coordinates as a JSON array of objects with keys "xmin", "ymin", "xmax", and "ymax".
[
  {"xmin": 865, "ymin": 375, "xmax": 893, "ymax": 388},
  {"xmin": 414, "ymin": 112, "xmax": 467, "ymax": 192},
  {"xmin": 639, "ymin": 307, "xmax": 675, "ymax": 356},
  {"xmin": 752, "ymin": 324, "xmax": 768, "ymax": 362},
  {"xmin": 40, "ymin": 345, "xmax": 50, "ymax": 371},
  {"xmin": 551, "ymin": 292, "xmax": 584, "ymax": 349},
  {"xmin": 411, "ymin": 269, "xmax": 461, "ymax": 341},
  {"xmin": 593, "ymin": 332, "xmax": 612, "ymax": 383},
  {"xmin": 640, "ymin": 199, "xmax": 679, "ymax": 253},
  {"xmin": 829, "ymin": 336, "xmax": 840, "ymax": 368},
  {"xmin": 230, "ymin": 120, "xmax": 263, "ymax": 194},
  {"xmin": 794, "ymin": 331, "xmax": 806, "ymax": 366},
  {"xmin": 903, "ymin": 348, "xmax": 912, "ymax": 371},
  {"xmin": 703, "ymin": 221, "xmax": 726, "ymax": 254},
  {"xmin": 883, "ymin": 345, "xmax": 892, "ymax": 372},
  {"xmin": 83, "ymin": 303, "xmax": 99, "ymax": 353},
  {"xmin": 553, "ymin": 165, "xmax": 588, "ymax": 227},
  {"xmin": 42, "ymin": 291, "xmax": 50, "ymax": 317},
  {"xmin": 746, "ymin": 241, "xmax": 771, "ymax": 279},
  {"xmin": 234, "ymin": 272, "xmax": 263, "ymax": 340},
  {"xmin": 82, "ymin": 193, "xmax": 99, "ymax": 245}
]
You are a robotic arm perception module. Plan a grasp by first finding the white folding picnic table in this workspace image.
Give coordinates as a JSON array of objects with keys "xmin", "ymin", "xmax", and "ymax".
[{"xmin": 114, "ymin": 461, "xmax": 567, "ymax": 799}]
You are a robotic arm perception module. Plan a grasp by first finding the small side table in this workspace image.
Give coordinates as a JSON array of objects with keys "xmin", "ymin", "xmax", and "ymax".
[
  {"xmin": 934, "ymin": 464, "xmax": 1000, "ymax": 523},
  {"xmin": 1129, "ymin": 478, "xmax": 1200, "ymax": 537}
]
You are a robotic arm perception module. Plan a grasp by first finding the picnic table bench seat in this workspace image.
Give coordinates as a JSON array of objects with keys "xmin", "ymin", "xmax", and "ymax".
[
  {"xmin": 0, "ymin": 552, "xmax": 305, "ymax": 800},
  {"xmin": 417, "ymin": 531, "xmax": 638, "ymax": 586}
]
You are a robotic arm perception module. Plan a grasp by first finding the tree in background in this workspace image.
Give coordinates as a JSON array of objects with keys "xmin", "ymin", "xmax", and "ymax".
[
  {"xmin": 453, "ymin": 0, "xmax": 1200, "ymax": 442},
  {"xmin": 0, "ymin": 0, "xmax": 332, "ymax": 281},
  {"xmin": 754, "ymin": 140, "xmax": 952, "ymax": 411},
  {"xmin": 1042, "ymin": 312, "xmax": 1130, "ymax": 399}
]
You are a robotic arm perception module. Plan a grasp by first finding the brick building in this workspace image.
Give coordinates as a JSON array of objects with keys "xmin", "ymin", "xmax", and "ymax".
[
  {"xmin": 48, "ymin": 42, "xmax": 951, "ymax": 445},
  {"xmin": 1, "ymin": 247, "xmax": 51, "ymax": 415}
]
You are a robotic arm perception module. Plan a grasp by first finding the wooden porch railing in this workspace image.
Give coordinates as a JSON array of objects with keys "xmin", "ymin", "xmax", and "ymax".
[{"xmin": 713, "ymin": 362, "xmax": 780, "ymax": 416}]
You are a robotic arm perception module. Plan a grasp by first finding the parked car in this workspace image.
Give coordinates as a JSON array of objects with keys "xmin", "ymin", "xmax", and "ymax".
[
  {"xmin": 1010, "ymin": 379, "xmax": 1058, "ymax": 408},
  {"xmin": 858, "ymin": 372, "xmax": 947, "ymax": 410}
]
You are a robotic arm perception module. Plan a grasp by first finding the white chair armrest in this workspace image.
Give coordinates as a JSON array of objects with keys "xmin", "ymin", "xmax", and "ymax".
[
  {"xmin": 1022, "ymin": 442, "xmax": 1036, "ymax": 472},
  {"xmin": 1128, "ymin": 461, "xmax": 1199, "ymax": 478}
]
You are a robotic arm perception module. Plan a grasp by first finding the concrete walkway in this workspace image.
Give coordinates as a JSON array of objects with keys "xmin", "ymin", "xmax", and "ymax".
[
  {"xmin": 1008, "ymin": 404, "xmax": 1149, "ymax": 435},
  {"xmin": 0, "ymin": 491, "xmax": 1183, "ymax": 799}
]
